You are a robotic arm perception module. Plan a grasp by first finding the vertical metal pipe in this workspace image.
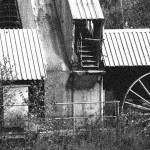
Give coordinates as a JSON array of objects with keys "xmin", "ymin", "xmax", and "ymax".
[
  {"xmin": 71, "ymin": 73, "xmax": 75, "ymax": 131},
  {"xmin": 100, "ymin": 76, "xmax": 104, "ymax": 121},
  {"xmin": 116, "ymin": 101, "xmax": 120, "ymax": 148}
]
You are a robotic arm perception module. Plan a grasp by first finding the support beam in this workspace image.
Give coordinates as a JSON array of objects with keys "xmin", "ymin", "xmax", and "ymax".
[
  {"xmin": 130, "ymin": 89, "xmax": 150, "ymax": 106},
  {"xmin": 125, "ymin": 101, "xmax": 150, "ymax": 111},
  {"xmin": 139, "ymin": 79, "xmax": 150, "ymax": 96}
]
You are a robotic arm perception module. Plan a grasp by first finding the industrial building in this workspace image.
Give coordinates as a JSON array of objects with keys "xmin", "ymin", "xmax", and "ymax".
[{"xmin": 0, "ymin": 0, "xmax": 105, "ymax": 132}]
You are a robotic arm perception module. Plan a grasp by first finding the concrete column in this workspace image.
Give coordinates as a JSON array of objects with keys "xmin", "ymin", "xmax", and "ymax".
[{"xmin": 100, "ymin": 76, "xmax": 104, "ymax": 121}]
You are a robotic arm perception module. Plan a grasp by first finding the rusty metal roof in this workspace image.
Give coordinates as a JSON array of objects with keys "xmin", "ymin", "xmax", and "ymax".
[
  {"xmin": 0, "ymin": 29, "xmax": 46, "ymax": 80},
  {"xmin": 68, "ymin": 0, "xmax": 104, "ymax": 19},
  {"xmin": 103, "ymin": 29, "xmax": 150, "ymax": 67}
]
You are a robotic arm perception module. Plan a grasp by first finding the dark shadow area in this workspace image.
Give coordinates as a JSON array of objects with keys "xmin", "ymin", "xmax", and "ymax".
[
  {"xmin": 66, "ymin": 73, "xmax": 100, "ymax": 90},
  {"xmin": 0, "ymin": 0, "xmax": 22, "ymax": 29},
  {"xmin": 104, "ymin": 66, "xmax": 150, "ymax": 104}
]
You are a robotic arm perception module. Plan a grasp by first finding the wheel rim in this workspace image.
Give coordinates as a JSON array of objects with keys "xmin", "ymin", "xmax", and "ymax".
[{"xmin": 122, "ymin": 72, "xmax": 150, "ymax": 127}]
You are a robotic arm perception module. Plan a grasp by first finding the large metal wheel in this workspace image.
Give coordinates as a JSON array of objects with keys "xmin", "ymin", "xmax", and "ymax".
[{"xmin": 122, "ymin": 72, "xmax": 150, "ymax": 133}]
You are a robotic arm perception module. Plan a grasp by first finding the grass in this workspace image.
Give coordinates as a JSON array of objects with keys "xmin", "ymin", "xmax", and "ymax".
[
  {"xmin": 2, "ymin": 115, "xmax": 150, "ymax": 150},
  {"xmin": 29, "ymin": 116, "xmax": 150, "ymax": 150}
]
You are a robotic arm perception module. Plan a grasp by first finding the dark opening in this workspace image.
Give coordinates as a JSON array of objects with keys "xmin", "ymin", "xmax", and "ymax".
[
  {"xmin": 0, "ymin": 0, "xmax": 22, "ymax": 29},
  {"xmin": 73, "ymin": 19, "xmax": 104, "ymax": 70}
]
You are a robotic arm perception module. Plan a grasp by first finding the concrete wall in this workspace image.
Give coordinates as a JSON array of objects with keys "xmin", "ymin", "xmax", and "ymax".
[
  {"xmin": 17, "ymin": 0, "xmax": 70, "ymax": 71},
  {"xmin": 45, "ymin": 72, "xmax": 102, "ymax": 127},
  {"xmin": 55, "ymin": 0, "xmax": 74, "ymax": 63}
]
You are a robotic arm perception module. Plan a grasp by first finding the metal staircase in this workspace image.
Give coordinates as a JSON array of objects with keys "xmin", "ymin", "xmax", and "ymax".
[
  {"xmin": 0, "ymin": 0, "xmax": 22, "ymax": 29},
  {"xmin": 77, "ymin": 37, "xmax": 100, "ymax": 70}
]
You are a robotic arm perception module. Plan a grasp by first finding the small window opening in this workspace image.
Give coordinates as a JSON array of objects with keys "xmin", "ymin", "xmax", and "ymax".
[{"xmin": 0, "ymin": 80, "xmax": 45, "ymax": 133}]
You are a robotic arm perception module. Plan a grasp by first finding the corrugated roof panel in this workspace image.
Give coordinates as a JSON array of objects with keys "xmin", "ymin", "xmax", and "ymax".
[
  {"xmin": 86, "ymin": 0, "xmax": 96, "ymax": 18},
  {"xmin": 68, "ymin": 0, "xmax": 104, "ymax": 19},
  {"xmin": 22, "ymin": 29, "xmax": 37, "ymax": 80},
  {"xmin": 2, "ymin": 30, "xmax": 18, "ymax": 80},
  {"xmin": 22, "ymin": 29, "xmax": 34, "ymax": 80},
  {"xmin": 103, "ymin": 29, "xmax": 150, "ymax": 67},
  {"xmin": 104, "ymin": 33, "xmax": 115, "ymax": 66},
  {"xmin": 10, "ymin": 30, "xmax": 22, "ymax": 80},
  {"xmin": 142, "ymin": 33, "xmax": 150, "ymax": 63},
  {"xmin": 138, "ymin": 31, "xmax": 150, "ymax": 66},
  {"xmin": 138, "ymin": 32, "xmax": 148, "ymax": 65},
  {"xmin": 133, "ymin": 32, "xmax": 145, "ymax": 65},
  {"xmin": 119, "ymin": 32, "xmax": 132, "ymax": 66},
  {"xmin": 33, "ymin": 30, "xmax": 46, "ymax": 78},
  {"xmin": 130, "ymin": 32, "xmax": 142, "ymax": 65},
  {"xmin": 18, "ymin": 30, "xmax": 29, "ymax": 80},
  {"xmin": 69, "ymin": 0, "xmax": 81, "ymax": 19},
  {"xmin": 107, "ymin": 33, "xmax": 119, "ymax": 66},
  {"xmin": 115, "ymin": 33, "xmax": 128, "ymax": 66},
  {"xmin": 91, "ymin": 0, "xmax": 102, "ymax": 18},
  {"xmin": 28, "ymin": 30, "xmax": 40, "ymax": 79},
  {"xmin": 76, "ymin": 0, "xmax": 85, "ymax": 19},
  {"xmin": 124, "ymin": 32, "xmax": 137, "ymax": 65},
  {"xmin": 14, "ymin": 30, "xmax": 27, "ymax": 80},
  {"xmin": 142, "ymin": 32, "xmax": 150, "ymax": 65},
  {"xmin": 4, "ymin": 30, "xmax": 16, "ymax": 80},
  {"xmin": 18, "ymin": 29, "xmax": 31, "ymax": 80},
  {"xmin": 111, "ymin": 33, "xmax": 123, "ymax": 66},
  {"xmin": 82, "ymin": 0, "xmax": 91, "ymax": 19},
  {"xmin": 0, "ymin": 29, "xmax": 46, "ymax": 80}
]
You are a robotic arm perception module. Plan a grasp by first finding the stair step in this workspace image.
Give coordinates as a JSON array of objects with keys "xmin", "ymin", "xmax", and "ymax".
[
  {"xmin": 82, "ymin": 60, "xmax": 97, "ymax": 63},
  {"xmin": 82, "ymin": 65, "xmax": 99, "ymax": 68},
  {"xmin": 84, "ymin": 38, "xmax": 101, "ymax": 41},
  {"xmin": 81, "ymin": 58, "xmax": 96, "ymax": 61},
  {"xmin": 78, "ymin": 46, "xmax": 91, "ymax": 48},
  {"xmin": 80, "ymin": 54, "xmax": 96, "ymax": 56},
  {"xmin": 81, "ymin": 55, "xmax": 95, "ymax": 57},
  {"xmin": 78, "ymin": 48, "xmax": 93, "ymax": 51},
  {"xmin": 80, "ymin": 41, "xmax": 93, "ymax": 46},
  {"xmin": 82, "ymin": 62, "xmax": 98, "ymax": 66},
  {"xmin": 79, "ymin": 50, "xmax": 96, "ymax": 53},
  {"xmin": 82, "ymin": 63, "xmax": 98, "ymax": 66}
]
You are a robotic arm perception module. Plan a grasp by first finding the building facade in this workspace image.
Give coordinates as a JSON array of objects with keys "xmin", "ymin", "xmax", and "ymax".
[{"xmin": 0, "ymin": 0, "xmax": 105, "ymax": 132}]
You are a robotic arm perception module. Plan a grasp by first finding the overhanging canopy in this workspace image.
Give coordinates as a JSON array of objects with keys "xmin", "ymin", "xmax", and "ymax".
[
  {"xmin": 0, "ymin": 29, "xmax": 46, "ymax": 80},
  {"xmin": 68, "ymin": 0, "xmax": 104, "ymax": 19},
  {"xmin": 103, "ymin": 29, "xmax": 150, "ymax": 67}
]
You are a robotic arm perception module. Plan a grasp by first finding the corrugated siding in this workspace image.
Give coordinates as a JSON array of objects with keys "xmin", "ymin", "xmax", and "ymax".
[
  {"xmin": 103, "ymin": 29, "xmax": 150, "ymax": 67},
  {"xmin": 68, "ymin": 0, "xmax": 104, "ymax": 19},
  {"xmin": 0, "ymin": 29, "xmax": 46, "ymax": 80}
]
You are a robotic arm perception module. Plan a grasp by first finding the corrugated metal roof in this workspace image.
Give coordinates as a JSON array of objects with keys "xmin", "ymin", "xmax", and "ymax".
[
  {"xmin": 0, "ymin": 29, "xmax": 46, "ymax": 80},
  {"xmin": 68, "ymin": 0, "xmax": 104, "ymax": 19},
  {"xmin": 103, "ymin": 29, "xmax": 150, "ymax": 67}
]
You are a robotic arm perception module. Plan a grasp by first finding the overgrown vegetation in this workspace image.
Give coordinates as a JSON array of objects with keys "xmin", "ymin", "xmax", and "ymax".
[{"xmin": 1, "ymin": 59, "xmax": 150, "ymax": 150}]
